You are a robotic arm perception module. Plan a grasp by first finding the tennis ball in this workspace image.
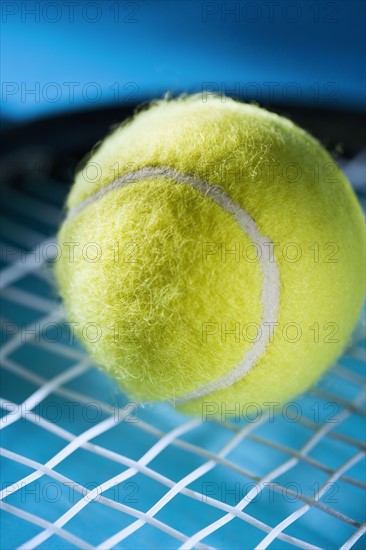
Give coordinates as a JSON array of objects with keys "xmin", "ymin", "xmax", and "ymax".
[{"xmin": 56, "ymin": 95, "xmax": 365, "ymax": 417}]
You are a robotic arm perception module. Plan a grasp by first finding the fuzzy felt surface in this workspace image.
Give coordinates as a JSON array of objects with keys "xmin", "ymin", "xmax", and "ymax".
[{"xmin": 56, "ymin": 95, "xmax": 365, "ymax": 416}]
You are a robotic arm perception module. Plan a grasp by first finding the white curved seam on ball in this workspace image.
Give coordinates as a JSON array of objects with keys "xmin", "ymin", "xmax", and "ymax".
[{"xmin": 66, "ymin": 166, "xmax": 280, "ymax": 402}]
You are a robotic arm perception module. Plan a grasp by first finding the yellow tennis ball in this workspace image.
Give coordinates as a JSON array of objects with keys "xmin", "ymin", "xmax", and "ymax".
[{"xmin": 56, "ymin": 95, "xmax": 365, "ymax": 418}]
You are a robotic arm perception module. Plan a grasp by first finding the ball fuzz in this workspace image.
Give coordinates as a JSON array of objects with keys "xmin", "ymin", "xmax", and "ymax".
[{"xmin": 56, "ymin": 95, "xmax": 365, "ymax": 416}]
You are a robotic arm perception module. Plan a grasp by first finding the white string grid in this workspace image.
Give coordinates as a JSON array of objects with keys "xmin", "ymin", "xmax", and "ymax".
[{"xmin": 0, "ymin": 160, "xmax": 365, "ymax": 549}]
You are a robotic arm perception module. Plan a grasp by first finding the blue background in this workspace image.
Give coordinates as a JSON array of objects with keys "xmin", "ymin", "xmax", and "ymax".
[
  {"xmin": 1, "ymin": 3, "xmax": 366, "ymax": 548},
  {"xmin": 1, "ymin": 0, "xmax": 365, "ymax": 121}
]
